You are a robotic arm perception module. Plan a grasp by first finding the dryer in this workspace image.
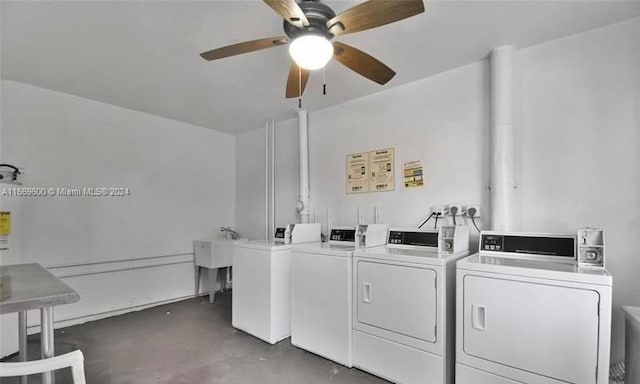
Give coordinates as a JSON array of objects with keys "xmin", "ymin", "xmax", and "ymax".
[
  {"xmin": 291, "ymin": 224, "xmax": 388, "ymax": 367},
  {"xmin": 456, "ymin": 231, "xmax": 613, "ymax": 384},
  {"xmin": 352, "ymin": 226, "xmax": 469, "ymax": 384}
]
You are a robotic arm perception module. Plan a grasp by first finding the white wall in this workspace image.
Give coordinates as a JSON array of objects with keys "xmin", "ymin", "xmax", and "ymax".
[
  {"xmin": 235, "ymin": 127, "xmax": 267, "ymax": 240},
  {"xmin": 516, "ymin": 18, "xmax": 640, "ymax": 361},
  {"xmin": 274, "ymin": 118, "xmax": 299, "ymax": 228},
  {"xmin": 234, "ymin": 119, "xmax": 299, "ymax": 240},
  {"xmin": 307, "ymin": 61, "xmax": 489, "ymax": 235},
  {"xmin": 0, "ymin": 80, "xmax": 236, "ymax": 356},
  {"xmin": 0, "ymin": 3, "xmax": 16, "ymax": 357},
  {"xmin": 237, "ymin": 18, "xmax": 639, "ymax": 362}
]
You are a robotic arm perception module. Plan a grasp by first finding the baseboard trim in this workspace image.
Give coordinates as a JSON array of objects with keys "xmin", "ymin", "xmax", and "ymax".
[
  {"xmin": 27, "ymin": 294, "xmax": 201, "ymax": 334},
  {"xmin": 47, "ymin": 253, "xmax": 195, "ymax": 279}
]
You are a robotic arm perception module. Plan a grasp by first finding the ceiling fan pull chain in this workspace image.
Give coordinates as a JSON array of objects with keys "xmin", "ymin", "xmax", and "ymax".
[
  {"xmin": 323, "ymin": 67, "xmax": 327, "ymax": 95},
  {"xmin": 298, "ymin": 66, "xmax": 303, "ymax": 109}
]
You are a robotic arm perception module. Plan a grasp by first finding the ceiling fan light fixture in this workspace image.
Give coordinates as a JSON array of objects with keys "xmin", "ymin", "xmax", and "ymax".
[{"xmin": 288, "ymin": 35, "xmax": 334, "ymax": 71}]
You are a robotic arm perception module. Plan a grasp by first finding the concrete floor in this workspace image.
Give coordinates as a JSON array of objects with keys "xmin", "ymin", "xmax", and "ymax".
[{"xmin": 3, "ymin": 292, "xmax": 388, "ymax": 384}]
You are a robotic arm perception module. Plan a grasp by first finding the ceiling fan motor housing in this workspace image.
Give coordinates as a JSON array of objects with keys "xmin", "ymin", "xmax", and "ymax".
[{"xmin": 283, "ymin": 1, "xmax": 337, "ymax": 40}]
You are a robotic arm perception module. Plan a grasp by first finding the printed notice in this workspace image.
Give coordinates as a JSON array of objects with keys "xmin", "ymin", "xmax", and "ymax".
[
  {"xmin": 346, "ymin": 152, "xmax": 370, "ymax": 194},
  {"xmin": 403, "ymin": 160, "xmax": 424, "ymax": 188},
  {"xmin": 369, "ymin": 148, "xmax": 394, "ymax": 192},
  {"xmin": 0, "ymin": 212, "xmax": 10, "ymax": 236}
]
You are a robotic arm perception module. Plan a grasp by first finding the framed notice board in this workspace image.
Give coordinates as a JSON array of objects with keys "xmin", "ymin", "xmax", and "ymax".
[{"xmin": 346, "ymin": 148, "xmax": 395, "ymax": 194}]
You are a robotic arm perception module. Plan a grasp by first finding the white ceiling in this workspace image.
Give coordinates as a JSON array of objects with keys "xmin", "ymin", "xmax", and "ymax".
[{"xmin": 2, "ymin": 1, "xmax": 639, "ymax": 135}]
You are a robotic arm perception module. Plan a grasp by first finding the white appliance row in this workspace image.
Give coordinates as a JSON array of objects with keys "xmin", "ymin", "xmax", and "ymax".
[
  {"xmin": 231, "ymin": 224, "xmax": 613, "ymax": 384},
  {"xmin": 232, "ymin": 223, "xmax": 321, "ymax": 344},
  {"xmin": 290, "ymin": 224, "xmax": 470, "ymax": 384}
]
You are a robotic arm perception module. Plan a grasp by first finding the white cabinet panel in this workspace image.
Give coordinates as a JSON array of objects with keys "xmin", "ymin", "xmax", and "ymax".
[
  {"xmin": 291, "ymin": 251, "xmax": 351, "ymax": 365},
  {"xmin": 232, "ymin": 247, "xmax": 270, "ymax": 341},
  {"xmin": 463, "ymin": 275, "xmax": 600, "ymax": 384},
  {"xmin": 356, "ymin": 261, "xmax": 437, "ymax": 343}
]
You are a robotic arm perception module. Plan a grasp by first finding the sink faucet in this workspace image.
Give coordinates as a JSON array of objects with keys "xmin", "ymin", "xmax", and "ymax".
[{"xmin": 220, "ymin": 226, "xmax": 240, "ymax": 240}]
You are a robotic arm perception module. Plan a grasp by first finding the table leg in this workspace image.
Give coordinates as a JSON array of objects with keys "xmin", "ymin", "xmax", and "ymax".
[
  {"xmin": 195, "ymin": 266, "xmax": 201, "ymax": 296},
  {"xmin": 18, "ymin": 311, "xmax": 28, "ymax": 384},
  {"xmin": 209, "ymin": 268, "xmax": 218, "ymax": 303},
  {"xmin": 40, "ymin": 307, "xmax": 54, "ymax": 384},
  {"xmin": 222, "ymin": 267, "xmax": 228, "ymax": 290}
]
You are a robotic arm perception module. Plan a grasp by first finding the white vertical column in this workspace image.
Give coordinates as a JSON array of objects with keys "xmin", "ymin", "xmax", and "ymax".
[
  {"xmin": 269, "ymin": 120, "xmax": 276, "ymax": 238},
  {"xmin": 264, "ymin": 121, "xmax": 270, "ymax": 239},
  {"xmin": 490, "ymin": 46, "xmax": 516, "ymax": 231},
  {"xmin": 297, "ymin": 110, "xmax": 311, "ymax": 223}
]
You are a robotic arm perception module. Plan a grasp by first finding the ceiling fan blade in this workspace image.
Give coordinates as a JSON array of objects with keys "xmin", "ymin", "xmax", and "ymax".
[
  {"xmin": 263, "ymin": 0, "xmax": 309, "ymax": 27},
  {"xmin": 285, "ymin": 63, "xmax": 310, "ymax": 98},
  {"xmin": 327, "ymin": 0, "xmax": 424, "ymax": 36},
  {"xmin": 333, "ymin": 42, "xmax": 395, "ymax": 85},
  {"xmin": 200, "ymin": 36, "xmax": 289, "ymax": 61}
]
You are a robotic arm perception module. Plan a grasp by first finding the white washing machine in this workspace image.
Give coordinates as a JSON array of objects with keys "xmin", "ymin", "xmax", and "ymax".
[
  {"xmin": 291, "ymin": 224, "xmax": 389, "ymax": 367},
  {"xmin": 352, "ymin": 226, "xmax": 469, "ymax": 384},
  {"xmin": 232, "ymin": 223, "xmax": 320, "ymax": 344},
  {"xmin": 456, "ymin": 231, "xmax": 613, "ymax": 384}
]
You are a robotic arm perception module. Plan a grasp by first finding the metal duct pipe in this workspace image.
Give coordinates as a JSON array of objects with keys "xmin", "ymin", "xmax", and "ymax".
[
  {"xmin": 490, "ymin": 46, "xmax": 516, "ymax": 231},
  {"xmin": 297, "ymin": 110, "xmax": 311, "ymax": 223}
]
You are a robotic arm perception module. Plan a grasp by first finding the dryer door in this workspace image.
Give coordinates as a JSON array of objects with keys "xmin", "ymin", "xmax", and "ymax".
[
  {"xmin": 356, "ymin": 261, "xmax": 437, "ymax": 343},
  {"xmin": 462, "ymin": 275, "xmax": 600, "ymax": 384}
]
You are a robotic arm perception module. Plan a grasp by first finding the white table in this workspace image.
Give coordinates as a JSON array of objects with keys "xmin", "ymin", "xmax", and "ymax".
[{"xmin": 0, "ymin": 263, "xmax": 80, "ymax": 384}]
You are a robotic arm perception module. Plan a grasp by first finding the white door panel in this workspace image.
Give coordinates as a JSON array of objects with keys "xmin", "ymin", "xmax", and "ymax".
[
  {"xmin": 463, "ymin": 275, "xmax": 600, "ymax": 384},
  {"xmin": 356, "ymin": 261, "xmax": 437, "ymax": 343}
]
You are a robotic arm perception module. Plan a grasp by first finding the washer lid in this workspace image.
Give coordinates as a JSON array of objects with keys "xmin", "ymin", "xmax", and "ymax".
[
  {"xmin": 354, "ymin": 246, "xmax": 466, "ymax": 266},
  {"xmin": 234, "ymin": 240, "xmax": 293, "ymax": 251},
  {"xmin": 457, "ymin": 253, "xmax": 612, "ymax": 286},
  {"xmin": 292, "ymin": 242, "xmax": 355, "ymax": 257}
]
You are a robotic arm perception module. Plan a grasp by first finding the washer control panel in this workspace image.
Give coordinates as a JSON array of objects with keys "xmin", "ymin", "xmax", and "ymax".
[
  {"xmin": 480, "ymin": 232, "xmax": 576, "ymax": 261},
  {"xmin": 481, "ymin": 235, "xmax": 504, "ymax": 252},
  {"xmin": 388, "ymin": 229, "xmax": 438, "ymax": 247},
  {"xmin": 274, "ymin": 227, "xmax": 286, "ymax": 239},
  {"xmin": 330, "ymin": 228, "xmax": 356, "ymax": 242}
]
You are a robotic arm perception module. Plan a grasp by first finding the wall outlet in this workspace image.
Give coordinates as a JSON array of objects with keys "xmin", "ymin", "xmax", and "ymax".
[
  {"xmin": 431, "ymin": 205, "xmax": 448, "ymax": 217},
  {"xmin": 464, "ymin": 205, "xmax": 481, "ymax": 219},
  {"xmin": 448, "ymin": 204, "xmax": 463, "ymax": 216}
]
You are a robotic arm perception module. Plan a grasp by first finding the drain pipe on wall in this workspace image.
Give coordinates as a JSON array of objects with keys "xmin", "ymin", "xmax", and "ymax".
[
  {"xmin": 296, "ymin": 110, "xmax": 311, "ymax": 224},
  {"xmin": 264, "ymin": 120, "xmax": 276, "ymax": 240},
  {"xmin": 490, "ymin": 46, "xmax": 516, "ymax": 231},
  {"xmin": 270, "ymin": 120, "xmax": 276, "ymax": 237},
  {"xmin": 264, "ymin": 121, "xmax": 270, "ymax": 240}
]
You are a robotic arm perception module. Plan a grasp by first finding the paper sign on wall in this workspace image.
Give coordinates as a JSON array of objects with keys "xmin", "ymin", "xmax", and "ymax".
[
  {"xmin": 403, "ymin": 160, "xmax": 424, "ymax": 188},
  {"xmin": 0, "ymin": 212, "xmax": 10, "ymax": 236},
  {"xmin": 346, "ymin": 152, "xmax": 370, "ymax": 194},
  {"xmin": 369, "ymin": 148, "xmax": 395, "ymax": 192}
]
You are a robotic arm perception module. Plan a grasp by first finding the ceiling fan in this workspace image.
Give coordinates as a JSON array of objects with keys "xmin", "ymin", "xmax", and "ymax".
[{"xmin": 199, "ymin": 0, "xmax": 425, "ymax": 99}]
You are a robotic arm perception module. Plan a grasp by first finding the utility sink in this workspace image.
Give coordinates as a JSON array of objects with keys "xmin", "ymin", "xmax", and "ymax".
[
  {"xmin": 193, "ymin": 239, "xmax": 247, "ymax": 303},
  {"xmin": 194, "ymin": 239, "xmax": 245, "ymax": 269}
]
